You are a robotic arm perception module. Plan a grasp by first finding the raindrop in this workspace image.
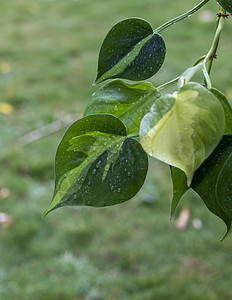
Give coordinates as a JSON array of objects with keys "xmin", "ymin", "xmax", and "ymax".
[
  {"xmin": 127, "ymin": 171, "xmax": 131, "ymax": 177},
  {"xmin": 117, "ymin": 188, "xmax": 121, "ymax": 193},
  {"xmin": 96, "ymin": 161, "xmax": 101, "ymax": 168},
  {"xmin": 114, "ymin": 105, "xmax": 118, "ymax": 111},
  {"xmin": 92, "ymin": 169, "xmax": 97, "ymax": 175}
]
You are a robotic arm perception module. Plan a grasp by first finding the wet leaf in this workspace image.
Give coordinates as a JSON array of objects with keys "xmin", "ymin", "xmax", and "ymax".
[
  {"xmin": 191, "ymin": 134, "xmax": 232, "ymax": 239},
  {"xmin": 140, "ymin": 82, "xmax": 225, "ymax": 185},
  {"xmin": 84, "ymin": 80, "xmax": 160, "ymax": 135},
  {"xmin": 44, "ymin": 114, "xmax": 148, "ymax": 216},
  {"xmin": 95, "ymin": 18, "xmax": 166, "ymax": 84},
  {"xmin": 216, "ymin": 0, "xmax": 232, "ymax": 13},
  {"xmin": 210, "ymin": 88, "xmax": 232, "ymax": 133}
]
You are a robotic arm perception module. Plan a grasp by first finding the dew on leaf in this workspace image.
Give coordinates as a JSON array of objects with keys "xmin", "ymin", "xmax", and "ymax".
[{"xmin": 96, "ymin": 161, "xmax": 101, "ymax": 168}]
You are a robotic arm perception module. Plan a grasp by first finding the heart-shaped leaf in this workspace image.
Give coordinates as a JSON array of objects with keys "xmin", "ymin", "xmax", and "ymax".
[
  {"xmin": 215, "ymin": 0, "xmax": 232, "ymax": 13},
  {"xmin": 170, "ymin": 88, "xmax": 232, "ymax": 218},
  {"xmin": 140, "ymin": 82, "xmax": 225, "ymax": 185},
  {"xmin": 191, "ymin": 134, "xmax": 232, "ymax": 239},
  {"xmin": 84, "ymin": 80, "xmax": 160, "ymax": 135},
  {"xmin": 95, "ymin": 18, "xmax": 166, "ymax": 84},
  {"xmin": 44, "ymin": 114, "xmax": 148, "ymax": 216}
]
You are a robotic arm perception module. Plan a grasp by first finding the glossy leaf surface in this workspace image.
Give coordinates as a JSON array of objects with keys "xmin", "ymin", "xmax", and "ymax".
[
  {"xmin": 84, "ymin": 80, "xmax": 160, "ymax": 135},
  {"xmin": 95, "ymin": 18, "xmax": 166, "ymax": 84},
  {"xmin": 210, "ymin": 88, "xmax": 232, "ymax": 133},
  {"xmin": 170, "ymin": 88, "xmax": 232, "ymax": 218},
  {"xmin": 140, "ymin": 82, "xmax": 225, "ymax": 185},
  {"xmin": 192, "ymin": 135, "xmax": 232, "ymax": 239},
  {"xmin": 216, "ymin": 0, "xmax": 232, "ymax": 13},
  {"xmin": 44, "ymin": 114, "xmax": 148, "ymax": 216},
  {"xmin": 170, "ymin": 167, "xmax": 189, "ymax": 217}
]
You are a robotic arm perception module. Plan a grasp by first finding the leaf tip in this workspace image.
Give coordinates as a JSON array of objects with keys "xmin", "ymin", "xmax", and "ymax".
[
  {"xmin": 94, "ymin": 74, "xmax": 103, "ymax": 85},
  {"xmin": 43, "ymin": 196, "xmax": 60, "ymax": 218},
  {"xmin": 43, "ymin": 207, "xmax": 51, "ymax": 218},
  {"xmin": 170, "ymin": 207, "xmax": 175, "ymax": 220},
  {"xmin": 220, "ymin": 222, "xmax": 232, "ymax": 241},
  {"xmin": 170, "ymin": 198, "xmax": 177, "ymax": 220}
]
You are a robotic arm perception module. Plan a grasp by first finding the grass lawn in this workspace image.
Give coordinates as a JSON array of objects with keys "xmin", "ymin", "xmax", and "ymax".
[{"xmin": 1, "ymin": 0, "xmax": 232, "ymax": 299}]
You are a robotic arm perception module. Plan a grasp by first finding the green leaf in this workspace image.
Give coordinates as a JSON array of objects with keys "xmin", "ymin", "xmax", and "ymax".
[
  {"xmin": 170, "ymin": 88, "xmax": 232, "ymax": 219},
  {"xmin": 210, "ymin": 88, "xmax": 232, "ymax": 133},
  {"xmin": 95, "ymin": 18, "xmax": 166, "ymax": 84},
  {"xmin": 191, "ymin": 135, "xmax": 232, "ymax": 239},
  {"xmin": 84, "ymin": 80, "xmax": 161, "ymax": 135},
  {"xmin": 216, "ymin": 143, "xmax": 232, "ymax": 218},
  {"xmin": 170, "ymin": 167, "xmax": 189, "ymax": 218},
  {"xmin": 140, "ymin": 82, "xmax": 225, "ymax": 186},
  {"xmin": 44, "ymin": 114, "xmax": 148, "ymax": 216},
  {"xmin": 216, "ymin": 0, "xmax": 232, "ymax": 13}
]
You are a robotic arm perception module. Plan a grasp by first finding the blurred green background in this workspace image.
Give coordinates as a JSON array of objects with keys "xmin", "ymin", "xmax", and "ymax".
[{"xmin": 1, "ymin": 0, "xmax": 232, "ymax": 299}]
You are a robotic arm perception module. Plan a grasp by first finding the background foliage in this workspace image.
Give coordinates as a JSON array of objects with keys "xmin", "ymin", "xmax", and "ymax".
[{"xmin": 0, "ymin": 0, "xmax": 232, "ymax": 299}]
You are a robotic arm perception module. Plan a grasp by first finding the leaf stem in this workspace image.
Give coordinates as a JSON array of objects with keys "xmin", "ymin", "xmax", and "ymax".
[
  {"xmin": 203, "ymin": 8, "xmax": 226, "ymax": 73},
  {"xmin": 157, "ymin": 76, "xmax": 180, "ymax": 91},
  {"xmin": 202, "ymin": 7, "xmax": 226, "ymax": 88},
  {"xmin": 154, "ymin": 0, "xmax": 210, "ymax": 33}
]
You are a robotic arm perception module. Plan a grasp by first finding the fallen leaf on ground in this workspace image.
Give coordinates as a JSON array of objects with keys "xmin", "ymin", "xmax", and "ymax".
[
  {"xmin": 0, "ymin": 102, "xmax": 14, "ymax": 115},
  {"xmin": 0, "ymin": 62, "xmax": 11, "ymax": 74},
  {"xmin": 0, "ymin": 188, "xmax": 10, "ymax": 199},
  {"xmin": 175, "ymin": 208, "xmax": 190, "ymax": 230},
  {"xmin": 0, "ymin": 212, "xmax": 14, "ymax": 227}
]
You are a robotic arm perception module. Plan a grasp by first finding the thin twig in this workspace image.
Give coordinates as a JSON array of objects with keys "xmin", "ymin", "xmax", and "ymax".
[{"xmin": 18, "ymin": 114, "xmax": 81, "ymax": 146}]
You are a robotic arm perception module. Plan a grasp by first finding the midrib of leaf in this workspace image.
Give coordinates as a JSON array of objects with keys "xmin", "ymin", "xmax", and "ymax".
[
  {"xmin": 143, "ymin": 107, "xmax": 174, "ymax": 148},
  {"xmin": 95, "ymin": 34, "xmax": 153, "ymax": 84},
  {"xmin": 117, "ymin": 90, "xmax": 159, "ymax": 132},
  {"xmin": 44, "ymin": 133, "xmax": 126, "ymax": 215}
]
